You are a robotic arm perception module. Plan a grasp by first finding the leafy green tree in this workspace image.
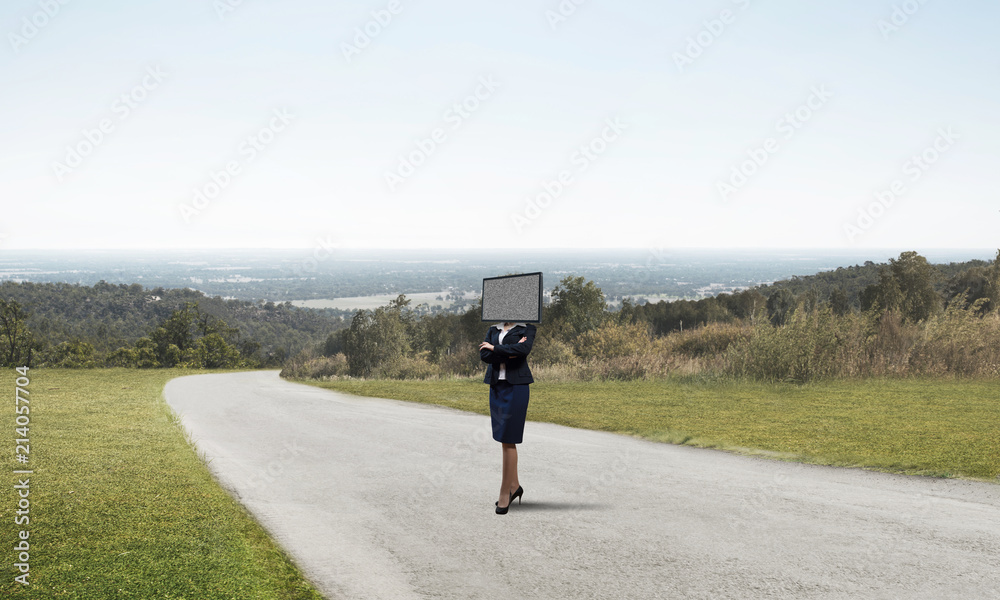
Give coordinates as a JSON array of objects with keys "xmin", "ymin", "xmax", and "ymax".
[
  {"xmin": 725, "ymin": 289, "xmax": 767, "ymax": 325},
  {"xmin": 149, "ymin": 303, "xmax": 198, "ymax": 365},
  {"xmin": 459, "ymin": 298, "xmax": 486, "ymax": 343},
  {"xmin": 416, "ymin": 312, "xmax": 455, "ymax": 363},
  {"xmin": 102, "ymin": 303, "xmax": 249, "ymax": 368},
  {"xmin": 860, "ymin": 270, "xmax": 902, "ymax": 314},
  {"xmin": 387, "ymin": 294, "xmax": 418, "ymax": 344},
  {"xmin": 799, "ymin": 289, "xmax": 820, "ymax": 314},
  {"xmin": 766, "ymin": 289, "xmax": 796, "ymax": 326},
  {"xmin": 48, "ymin": 339, "xmax": 97, "ymax": 368},
  {"xmin": 107, "ymin": 337, "xmax": 159, "ymax": 368},
  {"xmin": 989, "ymin": 250, "xmax": 1000, "ymax": 312},
  {"xmin": 547, "ymin": 276, "xmax": 607, "ymax": 340},
  {"xmin": 890, "ymin": 251, "xmax": 941, "ymax": 322},
  {"xmin": 861, "ymin": 251, "xmax": 941, "ymax": 322},
  {"xmin": 343, "ymin": 300, "xmax": 412, "ymax": 377},
  {"xmin": 829, "ymin": 288, "xmax": 851, "ymax": 316},
  {"xmin": 945, "ymin": 250, "xmax": 1000, "ymax": 313},
  {"xmin": 0, "ymin": 298, "xmax": 35, "ymax": 367},
  {"xmin": 322, "ymin": 330, "xmax": 346, "ymax": 356},
  {"xmin": 182, "ymin": 333, "xmax": 243, "ymax": 368},
  {"xmin": 440, "ymin": 299, "xmax": 488, "ymax": 374},
  {"xmin": 616, "ymin": 297, "xmax": 638, "ymax": 324},
  {"xmin": 237, "ymin": 338, "xmax": 262, "ymax": 364}
]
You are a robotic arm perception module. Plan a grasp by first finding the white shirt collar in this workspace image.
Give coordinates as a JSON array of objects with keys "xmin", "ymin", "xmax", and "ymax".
[{"xmin": 494, "ymin": 322, "xmax": 527, "ymax": 329}]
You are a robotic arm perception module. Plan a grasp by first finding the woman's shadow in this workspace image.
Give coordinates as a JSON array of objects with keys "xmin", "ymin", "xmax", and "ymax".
[{"xmin": 512, "ymin": 501, "xmax": 610, "ymax": 512}]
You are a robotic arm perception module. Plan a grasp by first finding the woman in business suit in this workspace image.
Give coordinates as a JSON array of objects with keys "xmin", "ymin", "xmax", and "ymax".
[{"xmin": 479, "ymin": 321, "xmax": 536, "ymax": 514}]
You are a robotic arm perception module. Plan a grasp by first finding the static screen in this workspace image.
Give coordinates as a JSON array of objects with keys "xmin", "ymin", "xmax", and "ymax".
[{"xmin": 481, "ymin": 272, "xmax": 543, "ymax": 323}]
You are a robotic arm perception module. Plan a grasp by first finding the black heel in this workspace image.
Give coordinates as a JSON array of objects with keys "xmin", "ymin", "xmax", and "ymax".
[{"xmin": 495, "ymin": 486, "xmax": 523, "ymax": 514}]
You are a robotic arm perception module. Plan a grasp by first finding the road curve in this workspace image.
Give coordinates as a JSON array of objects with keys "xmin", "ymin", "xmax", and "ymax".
[{"xmin": 164, "ymin": 371, "xmax": 1000, "ymax": 600}]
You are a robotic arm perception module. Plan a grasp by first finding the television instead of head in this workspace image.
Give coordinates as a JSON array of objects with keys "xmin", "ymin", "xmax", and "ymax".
[{"xmin": 481, "ymin": 272, "xmax": 543, "ymax": 323}]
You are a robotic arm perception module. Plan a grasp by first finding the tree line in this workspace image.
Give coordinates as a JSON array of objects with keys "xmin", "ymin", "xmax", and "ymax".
[
  {"xmin": 4, "ymin": 251, "xmax": 999, "ymax": 380},
  {"xmin": 0, "ymin": 281, "xmax": 342, "ymax": 368},
  {"xmin": 602, "ymin": 251, "xmax": 998, "ymax": 337},
  {"xmin": 282, "ymin": 251, "xmax": 1000, "ymax": 382}
]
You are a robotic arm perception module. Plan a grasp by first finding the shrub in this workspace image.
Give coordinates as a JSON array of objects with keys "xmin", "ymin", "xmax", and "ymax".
[
  {"xmin": 379, "ymin": 355, "xmax": 440, "ymax": 380},
  {"xmin": 910, "ymin": 299, "xmax": 1000, "ymax": 376},
  {"xmin": 574, "ymin": 321, "xmax": 650, "ymax": 360},
  {"xmin": 438, "ymin": 347, "xmax": 481, "ymax": 377},
  {"xmin": 725, "ymin": 309, "xmax": 870, "ymax": 382},
  {"xmin": 665, "ymin": 322, "xmax": 752, "ymax": 358},
  {"xmin": 580, "ymin": 354, "xmax": 660, "ymax": 381},
  {"xmin": 343, "ymin": 306, "xmax": 410, "ymax": 377},
  {"xmin": 45, "ymin": 339, "xmax": 98, "ymax": 368},
  {"xmin": 105, "ymin": 338, "xmax": 159, "ymax": 368},
  {"xmin": 180, "ymin": 333, "xmax": 243, "ymax": 368},
  {"xmin": 531, "ymin": 362, "xmax": 585, "ymax": 382},
  {"xmin": 529, "ymin": 336, "xmax": 576, "ymax": 367},
  {"xmin": 279, "ymin": 352, "xmax": 350, "ymax": 380},
  {"xmin": 311, "ymin": 353, "xmax": 351, "ymax": 379}
]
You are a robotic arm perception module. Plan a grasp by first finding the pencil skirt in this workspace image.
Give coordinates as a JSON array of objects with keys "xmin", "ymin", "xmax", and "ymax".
[{"xmin": 489, "ymin": 381, "xmax": 530, "ymax": 444}]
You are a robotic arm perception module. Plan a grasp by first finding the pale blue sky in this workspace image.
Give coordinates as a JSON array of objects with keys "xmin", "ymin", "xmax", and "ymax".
[{"xmin": 1, "ymin": 0, "xmax": 997, "ymax": 250}]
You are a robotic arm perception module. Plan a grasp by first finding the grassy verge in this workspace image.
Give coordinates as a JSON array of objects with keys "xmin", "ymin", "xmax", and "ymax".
[
  {"xmin": 1, "ymin": 369, "xmax": 325, "ymax": 599},
  {"xmin": 308, "ymin": 376, "xmax": 1000, "ymax": 481}
]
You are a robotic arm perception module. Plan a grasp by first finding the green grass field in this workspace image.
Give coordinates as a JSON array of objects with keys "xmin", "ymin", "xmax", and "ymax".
[
  {"xmin": 1, "ymin": 369, "xmax": 324, "ymax": 600},
  {"xmin": 311, "ymin": 376, "xmax": 1000, "ymax": 480},
  {"xmin": 2, "ymin": 369, "xmax": 995, "ymax": 598}
]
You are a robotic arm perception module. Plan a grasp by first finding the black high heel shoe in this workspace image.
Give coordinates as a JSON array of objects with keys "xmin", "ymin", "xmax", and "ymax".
[{"xmin": 495, "ymin": 486, "xmax": 524, "ymax": 514}]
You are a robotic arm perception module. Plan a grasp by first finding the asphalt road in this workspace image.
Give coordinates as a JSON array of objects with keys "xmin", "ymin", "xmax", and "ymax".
[{"xmin": 163, "ymin": 371, "xmax": 1000, "ymax": 600}]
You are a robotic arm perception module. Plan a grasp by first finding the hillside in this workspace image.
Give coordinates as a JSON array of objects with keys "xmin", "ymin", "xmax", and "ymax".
[{"xmin": 0, "ymin": 280, "xmax": 344, "ymax": 364}]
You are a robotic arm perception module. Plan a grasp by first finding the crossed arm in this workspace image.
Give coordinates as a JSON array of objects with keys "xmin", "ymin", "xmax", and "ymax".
[{"xmin": 479, "ymin": 328, "xmax": 534, "ymax": 364}]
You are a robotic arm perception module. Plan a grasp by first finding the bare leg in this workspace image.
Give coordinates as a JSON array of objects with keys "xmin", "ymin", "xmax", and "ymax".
[
  {"xmin": 498, "ymin": 443, "xmax": 520, "ymax": 507},
  {"xmin": 506, "ymin": 444, "xmax": 519, "ymax": 494}
]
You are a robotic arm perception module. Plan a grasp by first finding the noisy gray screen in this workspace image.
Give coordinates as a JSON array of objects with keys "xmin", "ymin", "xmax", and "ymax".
[{"xmin": 481, "ymin": 272, "xmax": 543, "ymax": 323}]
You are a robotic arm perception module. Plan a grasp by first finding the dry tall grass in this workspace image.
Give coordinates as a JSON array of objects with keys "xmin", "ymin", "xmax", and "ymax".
[{"xmin": 284, "ymin": 303, "xmax": 1000, "ymax": 382}]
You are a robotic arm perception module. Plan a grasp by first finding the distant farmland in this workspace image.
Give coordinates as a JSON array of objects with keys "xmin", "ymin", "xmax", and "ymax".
[{"xmin": 291, "ymin": 290, "xmax": 478, "ymax": 311}]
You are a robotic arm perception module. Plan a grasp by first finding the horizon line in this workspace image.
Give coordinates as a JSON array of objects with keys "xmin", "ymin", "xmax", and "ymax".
[{"xmin": 1, "ymin": 246, "xmax": 997, "ymax": 253}]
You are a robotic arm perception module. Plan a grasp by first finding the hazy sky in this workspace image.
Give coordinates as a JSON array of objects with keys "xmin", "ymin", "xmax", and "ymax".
[{"xmin": 1, "ymin": 0, "xmax": 998, "ymax": 250}]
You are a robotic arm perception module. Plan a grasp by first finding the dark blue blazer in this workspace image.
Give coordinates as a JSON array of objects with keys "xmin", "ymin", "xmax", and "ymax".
[{"xmin": 481, "ymin": 323, "xmax": 536, "ymax": 385}]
